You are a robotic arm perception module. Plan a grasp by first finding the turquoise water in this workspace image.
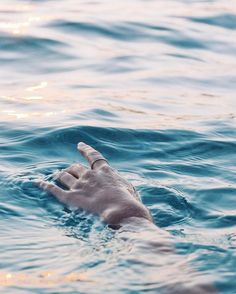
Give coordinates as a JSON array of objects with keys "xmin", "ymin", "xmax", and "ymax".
[{"xmin": 0, "ymin": 0, "xmax": 236, "ymax": 293}]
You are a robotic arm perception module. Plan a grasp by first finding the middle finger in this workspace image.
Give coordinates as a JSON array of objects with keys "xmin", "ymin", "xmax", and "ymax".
[
  {"xmin": 56, "ymin": 171, "xmax": 77, "ymax": 189},
  {"xmin": 65, "ymin": 163, "xmax": 88, "ymax": 178}
]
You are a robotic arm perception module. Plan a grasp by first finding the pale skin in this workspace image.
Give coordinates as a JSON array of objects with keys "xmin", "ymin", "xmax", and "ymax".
[
  {"xmin": 39, "ymin": 142, "xmax": 152, "ymax": 228},
  {"xmin": 39, "ymin": 142, "xmax": 217, "ymax": 293}
]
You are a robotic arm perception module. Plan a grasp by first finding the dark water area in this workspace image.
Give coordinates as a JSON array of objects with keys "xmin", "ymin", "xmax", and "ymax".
[{"xmin": 0, "ymin": 0, "xmax": 236, "ymax": 293}]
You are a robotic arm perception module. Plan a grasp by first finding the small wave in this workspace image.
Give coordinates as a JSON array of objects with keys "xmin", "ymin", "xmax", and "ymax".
[{"xmin": 188, "ymin": 13, "xmax": 236, "ymax": 30}]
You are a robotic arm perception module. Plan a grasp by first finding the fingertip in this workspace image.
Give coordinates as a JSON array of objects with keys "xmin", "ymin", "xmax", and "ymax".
[
  {"xmin": 77, "ymin": 142, "xmax": 87, "ymax": 149},
  {"xmin": 77, "ymin": 142, "xmax": 88, "ymax": 156},
  {"xmin": 33, "ymin": 179, "xmax": 41, "ymax": 188},
  {"xmin": 36, "ymin": 180, "xmax": 47, "ymax": 189}
]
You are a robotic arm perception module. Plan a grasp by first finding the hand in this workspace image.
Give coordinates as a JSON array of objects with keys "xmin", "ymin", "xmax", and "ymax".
[{"xmin": 38, "ymin": 142, "xmax": 152, "ymax": 228}]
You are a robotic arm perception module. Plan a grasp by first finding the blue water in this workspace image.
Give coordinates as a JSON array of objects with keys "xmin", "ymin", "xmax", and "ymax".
[{"xmin": 0, "ymin": 0, "xmax": 236, "ymax": 293}]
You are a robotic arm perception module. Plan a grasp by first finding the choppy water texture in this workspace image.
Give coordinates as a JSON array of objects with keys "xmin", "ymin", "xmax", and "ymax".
[{"xmin": 0, "ymin": 0, "xmax": 236, "ymax": 293}]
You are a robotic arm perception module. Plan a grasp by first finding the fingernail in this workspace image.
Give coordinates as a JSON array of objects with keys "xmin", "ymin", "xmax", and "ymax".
[{"xmin": 77, "ymin": 142, "xmax": 86, "ymax": 148}]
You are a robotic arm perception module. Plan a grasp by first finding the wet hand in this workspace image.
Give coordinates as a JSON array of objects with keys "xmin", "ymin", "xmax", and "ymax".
[{"xmin": 39, "ymin": 143, "xmax": 152, "ymax": 228}]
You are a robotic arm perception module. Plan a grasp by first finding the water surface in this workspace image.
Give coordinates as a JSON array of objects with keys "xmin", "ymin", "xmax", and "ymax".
[{"xmin": 0, "ymin": 0, "xmax": 235, "ymax": 293}]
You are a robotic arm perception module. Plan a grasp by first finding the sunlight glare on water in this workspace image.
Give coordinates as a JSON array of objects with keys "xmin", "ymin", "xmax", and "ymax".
[{"xmin": 0, "ymin": 0, "xmax": 236, "ymax": 293}]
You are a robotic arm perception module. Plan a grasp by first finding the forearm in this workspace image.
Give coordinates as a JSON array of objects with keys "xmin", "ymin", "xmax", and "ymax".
[
  {"xmin": 117, "ymin": 217, "xmax": 218, "ymax": 294},
  {"xmin": 118, "ymin": 216, "xmax": 174, "ymax": 253}
]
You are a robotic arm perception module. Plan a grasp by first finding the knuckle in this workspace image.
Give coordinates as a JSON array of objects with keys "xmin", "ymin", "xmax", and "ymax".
[
  {"xmin": 84, "ymin": 170, "xmax": 94, "ymax": 179},
  {"xmin": 59, "ymin": 173, "xmax": 67, "ymax": 180},
  {"xmin": 73, "ymin": 182, "xmax": 82, "ymax": 189},
  {"xmin": 76, "ymin": 163, "xmax": 83, "ymax": 168},
  {"xmin": 57, "ymin": 171, "xmax": 65, "ymax": 179},
  {"xmin": 69, "ymin": 166, "xmax": 77, "ymax": 174},
  {"xmin": 65, "ymin": 164, "xmax": 77, "ymax": 173},
  {"xmin": 76, "ymin": 164, "xmax": 85, "ymax": 172},
  {"xmin": 48, "ymin": 183, "xmax": 55, "ymax": 190},
  {"xmin": 101, "ymin": 165, "xmax": 112, "ymax": 173},
  {"xmin": 68, "ymin": 164, "xmax": 77, "ymax": 171},
  {"xmin": 90, "ymin": 150, "xmax": 99, "ymax": 158}
]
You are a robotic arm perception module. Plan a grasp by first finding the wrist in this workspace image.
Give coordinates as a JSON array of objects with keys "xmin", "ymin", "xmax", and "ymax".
[{"xmin": 102, "ymin": 200, "xmax": 153, "ymax": 229}]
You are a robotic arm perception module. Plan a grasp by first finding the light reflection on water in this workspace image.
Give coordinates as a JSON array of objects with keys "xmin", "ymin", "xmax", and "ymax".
[
  {"xmin": 0, "ymin": 0, "xmax": 235, "ymax": 128},
  {"xmin": 0, "ymin": 0, "xmax": 236, "ymax": 293}
]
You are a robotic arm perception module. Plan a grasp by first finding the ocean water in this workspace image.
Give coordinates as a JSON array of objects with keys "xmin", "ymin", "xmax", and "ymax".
[{"xmin": 0, "ymin": 0, "xmax": 236, "ymax": 293}]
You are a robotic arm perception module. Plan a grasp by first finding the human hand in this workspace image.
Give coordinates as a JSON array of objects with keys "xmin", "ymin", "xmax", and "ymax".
[{"xmin": 38, "ymin": 142, "xmax": 152, "ymax": 228}]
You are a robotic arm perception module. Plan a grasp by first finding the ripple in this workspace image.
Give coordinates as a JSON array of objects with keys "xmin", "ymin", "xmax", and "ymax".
[
  {"xmin": 0, "ymin": 0, "xmax": 236, "ymax": 292},
  {"xmin": 49, "ymin": 20, "xmax": 143, "ymax": 41},
  {"xmin": 0, "ymin": 34, "xmax": 74, "ymax": 73},
  {"xmin": 188, "ymin": 13, "xmax": 236, "ymax": 30},
  {"xmin": 1, "ymin": 123, "xmax": 235, "ymax": 292}
]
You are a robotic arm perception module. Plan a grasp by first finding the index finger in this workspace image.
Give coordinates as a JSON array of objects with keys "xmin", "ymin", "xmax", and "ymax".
[{"xmin": 77, "ymin": 142, "xmax": 109, "ymax": 169}]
